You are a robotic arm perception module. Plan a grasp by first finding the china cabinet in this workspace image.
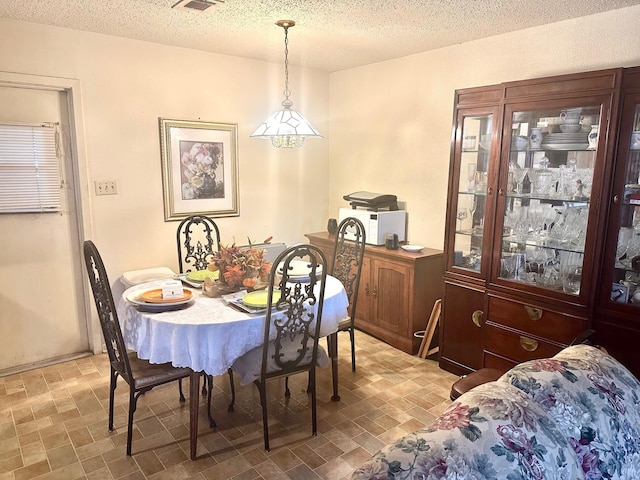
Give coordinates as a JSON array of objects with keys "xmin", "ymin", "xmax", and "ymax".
[
  {"xmin": 594, "ymin": 67, "xmax": 640, "ymax": 377},
  {"xmin": 441, "ymin": 68, "xmax": 624, "ymax": 376},
  {"xmin": 305, "ymin": 232, "xmax": 444, "ymax": 354}
]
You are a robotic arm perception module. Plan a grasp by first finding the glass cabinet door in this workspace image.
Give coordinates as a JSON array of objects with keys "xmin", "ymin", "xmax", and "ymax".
[
  {"xmin": 610, "ymin": 101, "xmax": 640, "ymax": 307},
  {"xmin": 451, "ymin": 113, "xmax": 494, "ymax": 273},
  {"xmin": 496, "ymin": 104, "xmax": 602, "ymax": 296}
]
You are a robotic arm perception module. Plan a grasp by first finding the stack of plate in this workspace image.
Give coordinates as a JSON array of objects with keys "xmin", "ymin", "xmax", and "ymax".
[
  {"xmin": 277, "ymin": 260, "xmax": 323, "ymax": 281},
  {"xmin": 542, "ymin": 132, "xmax": 589, "ymax": 150},
  {"xmin": 127, "ymin": 288, "xmax": 196, "ymax": 312}
]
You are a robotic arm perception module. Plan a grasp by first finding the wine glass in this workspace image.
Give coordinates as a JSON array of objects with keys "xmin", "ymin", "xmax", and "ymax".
[
  {"xmin": 467, "ymin": 164, "xmax": 477, "ymax": 191},
  {"xmin": 456, "ymin": 207, "xmax": 468, "ymax": 231},
  {"xmin": 511, "ymin": 163, "xmax": 528, "ymax": 194},
  {"xmin": 469, "ymin": 198, "xmax": 478, "ymax": 232}
]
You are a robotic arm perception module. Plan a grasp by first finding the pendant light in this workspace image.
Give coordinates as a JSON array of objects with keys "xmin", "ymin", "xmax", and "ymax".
[{"xmin": 251, "ymin": 20, "xmax": 323, "ymax": 148}]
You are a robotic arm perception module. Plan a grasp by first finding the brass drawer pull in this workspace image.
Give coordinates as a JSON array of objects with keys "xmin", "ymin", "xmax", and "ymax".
[
  {"xmin": 520, "ymin": 336, "xmax": 539, "ymax": 352},
  {"xmin": 471, "ymin": 310, "xmax": 483, "ymax": 328},
  {"xmin": 524, "ymin": 305, "xmax": 542, "ymax": 321}
]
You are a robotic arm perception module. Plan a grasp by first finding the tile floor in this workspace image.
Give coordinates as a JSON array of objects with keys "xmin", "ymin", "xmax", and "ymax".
[{"xmin": 0, "ymin": 331, "xmax": 458, "ymax": 480}]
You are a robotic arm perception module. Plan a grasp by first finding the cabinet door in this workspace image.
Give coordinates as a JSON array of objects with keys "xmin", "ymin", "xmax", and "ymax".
[
  {"xmin": 445, "ymin": 106, "xmax": 501, "ymax": 278},
  {"xmin": 370, "ymin": 259, "xmax": 410, "ymax": 335},
  {"xmin": 600, "ymin": 92, "xmax": 640, "ymax": 312},
  {"xmin": 439, "ymin": 282, "xmax": 484, "ymax": 374},
  {"xmin": 492, "ymin": 96, "xmax": 614, "ymax": 306}
]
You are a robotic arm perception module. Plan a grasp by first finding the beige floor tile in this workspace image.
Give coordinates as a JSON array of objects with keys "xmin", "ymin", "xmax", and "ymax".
[{"xmin": 0, "ymin": 331, "xmax": 459, "ymax": 479}]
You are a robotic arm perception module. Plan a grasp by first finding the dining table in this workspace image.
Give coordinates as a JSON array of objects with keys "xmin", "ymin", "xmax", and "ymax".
[{"xmin": 116, "ymin": 275, "xmax": 348, "ymax": 460}]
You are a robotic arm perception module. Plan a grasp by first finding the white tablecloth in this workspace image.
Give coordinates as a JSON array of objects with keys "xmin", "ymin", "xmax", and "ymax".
[{"xmin": 117, "ymin": 276, "xmax": 348, "ymax": 376}]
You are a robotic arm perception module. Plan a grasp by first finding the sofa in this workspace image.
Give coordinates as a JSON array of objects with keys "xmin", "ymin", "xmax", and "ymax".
[{"xmin": 351, "ymin": 345, "xmax": 640, "ymax": 479}]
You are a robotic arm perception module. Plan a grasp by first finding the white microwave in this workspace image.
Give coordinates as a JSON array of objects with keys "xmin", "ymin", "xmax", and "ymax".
[{"xmin": 338, "ymin": 208, "xmax": 406, "ymax": 245}]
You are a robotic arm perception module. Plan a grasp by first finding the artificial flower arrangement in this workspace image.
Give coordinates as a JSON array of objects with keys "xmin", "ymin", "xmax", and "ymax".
[{"xmin": 207, "ymin": 240, "xmax": 272, "ymax": 290}]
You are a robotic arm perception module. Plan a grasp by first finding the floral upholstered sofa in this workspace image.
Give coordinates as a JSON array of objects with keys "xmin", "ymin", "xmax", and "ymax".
[{"xmin": 351, "ymin": 345, "xmax": 640, "ymax": 479}]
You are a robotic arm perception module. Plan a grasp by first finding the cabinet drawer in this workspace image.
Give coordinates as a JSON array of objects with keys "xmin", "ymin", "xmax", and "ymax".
[
  {"xmin": 487, "ymin": 296, "xmax": 586, "ymax": 345},
  {"xmin": 484, "ymin": 325, "xmax": 563, "ymax": 364}
]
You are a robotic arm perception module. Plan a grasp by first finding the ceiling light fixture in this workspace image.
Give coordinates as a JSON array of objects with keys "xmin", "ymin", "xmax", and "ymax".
[{"xmin": 251, "ymin": 20, "xmax": 323, "ymax": 148}]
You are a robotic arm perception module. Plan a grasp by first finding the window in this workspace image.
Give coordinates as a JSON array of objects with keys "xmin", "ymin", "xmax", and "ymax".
[{"xmin": 0, "ymin": 123, "xmax": 61, "ymax": 213}]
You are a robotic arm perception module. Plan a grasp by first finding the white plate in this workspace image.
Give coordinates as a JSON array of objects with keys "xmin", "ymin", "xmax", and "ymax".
[
  {"xmin": 277, "ymin": 260, "xmax": 323, "ymax": 280},
  {"xmin": 401, "ymin": 244, "xmax": 424, "ymax": 253},
  {"xmin": 126, "ymin": 289, "xmax": 196, "ymax": 312},
  {"xmin": 541, "ymin": 143, "xmax": 589, "ymax": 151}
]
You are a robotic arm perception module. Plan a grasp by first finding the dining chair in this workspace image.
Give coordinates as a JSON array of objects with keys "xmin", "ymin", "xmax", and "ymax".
[
  {"xmin": 227, "ymin": 244, "xmax": 328, "ymax": 451},
  {"xmin": 330, "ymin": 217, "xmax": 366, "ymax": 372},
  {"xmin": 176, "ymin": 214, "xmax": 221, "ymax": 396},
  {"xmin": 83, "ymin": 240, "xmax": 191, "ymax": 456},
  {"xmin": 176, "ymin": 214, "xmax": 221, "ymax": 273}
]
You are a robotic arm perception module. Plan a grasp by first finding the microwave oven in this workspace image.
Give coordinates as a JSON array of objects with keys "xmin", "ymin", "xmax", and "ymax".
[{"xmin": 338, "ymin": 208, "xmax": 406, "ymax": 245}]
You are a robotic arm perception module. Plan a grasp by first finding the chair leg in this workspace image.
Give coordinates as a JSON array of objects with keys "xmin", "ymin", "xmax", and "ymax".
[
  {"xmin": 201, "ymin": 372, "xmax": 208, "ymax": 396},
  {"xmin": 206, "ymin": 375, "xmax": 216, "ymax": 428},
  {"xmin": 349, "ymin": 327, "xmax": 356, "ymax": 372},
  {"xmin": 126, "ymin": 389, "xmax": 138, "ymax": 456},
  {"xmin": 108, "ymin": 368, "xmax": 118, "ymax": 431},
  {"xmin": 256, "ymin": 381, "xmax": 270, "ymax": 451},
  {"xmin": 227, "ymin": 369, "xmax": 235, "ymax": 413},
  {"xmin": 284, "ymin": 377, "xmax": 291, "ymax": 398},
  {"xmin": 178, "ymin": 378, "xmax": 186, "ymax": 402},
  {"xmin": 310, "ymin": 369, "xmax": 318, "ymax": 437}
]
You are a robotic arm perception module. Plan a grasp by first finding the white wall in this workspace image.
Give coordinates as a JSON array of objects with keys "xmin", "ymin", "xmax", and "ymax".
[
  {"xmin": 329, "ymin": 5, "xmax": 640, "ymax": 250},
  {"xmin": 0, "ymin": 19, "xmax": 330, "ymax": 282},
  {"xmin": 2, "ymin": 6, "xmax": 640, "ymax": 275}
]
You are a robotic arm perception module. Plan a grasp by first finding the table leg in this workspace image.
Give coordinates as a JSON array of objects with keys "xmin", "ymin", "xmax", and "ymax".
[
  {"xmin": 329, "ymin": 332, "xmax": 340, "ymax": 401},
  {"xmin": 189, "ymin": 370, "xmax": 199, "ymax": 460}
]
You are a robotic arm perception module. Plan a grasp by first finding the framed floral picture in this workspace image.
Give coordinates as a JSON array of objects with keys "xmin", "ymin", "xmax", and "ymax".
[{"xmin": 159, "ymin": 118, "xmax": 239, "ymax": 220}]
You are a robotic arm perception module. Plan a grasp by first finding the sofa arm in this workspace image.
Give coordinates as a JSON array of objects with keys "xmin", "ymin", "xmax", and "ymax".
[{"xmin": 351, "ymin": 381, "xmax": 583, "ymax": 480}]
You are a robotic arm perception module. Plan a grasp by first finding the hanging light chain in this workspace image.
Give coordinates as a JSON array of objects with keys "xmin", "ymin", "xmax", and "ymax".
[{"xmin": 283, "ymin": 24, "xmax": 290, "ymax": 102}]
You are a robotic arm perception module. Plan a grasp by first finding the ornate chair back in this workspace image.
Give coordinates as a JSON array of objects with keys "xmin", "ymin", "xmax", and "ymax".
[
  {"xmin": 176, "ymin": 215, "xmax": 221, "ymax": 273},
  {"xmin": 83, "ymin": 240, "xmax": 132, "ymax": 382},
  {"xmin": 262, "ymin": 244, "xmax": 328, "ymax": 380},
  {"xmin": 330, "ymin": 217, "xmax": 366, "ymax": 321}
]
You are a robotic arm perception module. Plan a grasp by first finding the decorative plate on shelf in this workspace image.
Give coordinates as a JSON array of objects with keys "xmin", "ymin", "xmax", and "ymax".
[
  {"xmin": 541, "ymin": 143, "xmax": 589, "ymax": 151},
  {"xmin": 401, "ymin": 244, "xmax": 424, "ymax": 253}
]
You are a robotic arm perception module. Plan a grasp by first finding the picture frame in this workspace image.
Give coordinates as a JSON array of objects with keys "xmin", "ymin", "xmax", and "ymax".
[
  {"xmin": 610, "ymin": 282, "xmax": 629, "ymax": 304},
  {"xmin": 159, "ymin": 118, "xmax": 239, "ymax": 221}
]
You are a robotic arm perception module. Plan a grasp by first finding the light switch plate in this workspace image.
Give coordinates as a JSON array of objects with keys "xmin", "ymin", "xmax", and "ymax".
[{"xmin": 95, "ymin": 180, "xmax": 118, "ymax": 195}]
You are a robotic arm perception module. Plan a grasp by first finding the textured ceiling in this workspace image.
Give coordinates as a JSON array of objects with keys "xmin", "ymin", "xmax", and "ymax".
[{"xmin": 1, "ymin": 0, "xmax": 640, "ymax": 72}]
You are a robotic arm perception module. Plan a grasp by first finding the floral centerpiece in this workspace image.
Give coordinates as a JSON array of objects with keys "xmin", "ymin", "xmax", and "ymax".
[{"xmin": 208, "ymin": 242, "xmax": 272, "ymax": 290}]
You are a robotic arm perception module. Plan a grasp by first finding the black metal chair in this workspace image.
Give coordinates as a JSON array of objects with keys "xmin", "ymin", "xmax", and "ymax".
[
  {"xmin": 176, "ymin": 214, "xmax": 221, "ymax": 273},
  {"xmin": 330, "ymin": 217, "xmax": 366, "ymax": 371},
  {"xmin": 176, "ymin": 215, "xmax": 221, "ymax": 397},
  {"xmin": 83, "ymin": 240, "xmax": 191, "ymax": 456},
  {"xmin": 228, "ymin": 244, "xmax": 328, "ymax": 451}
]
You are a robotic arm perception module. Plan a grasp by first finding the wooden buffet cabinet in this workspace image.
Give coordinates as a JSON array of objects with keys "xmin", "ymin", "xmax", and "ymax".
[
  {"xmin": 441, "ymin": 66, "xmax": 640, "ymax": 378},
  {"xmin": 305, "ymin": 232, "xmax": 444, "ymax": 354}
]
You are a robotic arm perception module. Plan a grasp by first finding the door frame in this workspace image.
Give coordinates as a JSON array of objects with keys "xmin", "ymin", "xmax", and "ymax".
[{"xmin": 0, "ymin": 71, "xmax": 101, "ymax": 354}]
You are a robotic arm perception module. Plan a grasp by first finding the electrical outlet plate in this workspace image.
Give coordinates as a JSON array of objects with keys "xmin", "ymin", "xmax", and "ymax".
[{"xmin": 95, "ymin": 180, "xmax": 117, "ymax": 195}]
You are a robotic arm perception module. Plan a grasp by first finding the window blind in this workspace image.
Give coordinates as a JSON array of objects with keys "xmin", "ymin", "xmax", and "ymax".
[{"xmin": 0, "ymin": 124, "xmax": 61, "ymax": 213}]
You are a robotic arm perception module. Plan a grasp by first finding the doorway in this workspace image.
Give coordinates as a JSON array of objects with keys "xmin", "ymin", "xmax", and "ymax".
[{"xmin": 0, "ymin": 74, "xmax": 95, "ymax": 374}]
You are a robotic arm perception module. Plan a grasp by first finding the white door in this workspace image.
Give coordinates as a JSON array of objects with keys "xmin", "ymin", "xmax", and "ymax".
[{"xmin": 0, "ymin": 85, "xmax": 89, "ymax": 372}]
